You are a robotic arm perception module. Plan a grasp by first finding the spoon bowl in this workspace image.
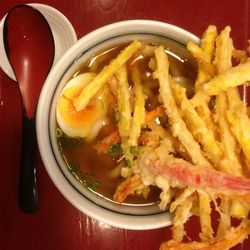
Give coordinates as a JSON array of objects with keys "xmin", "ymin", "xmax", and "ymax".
[
  {"xmin": 0, "ymin": 3, "xmax": 77, "ymax": 81},
  {"xmin": 3, "ymin": 5, "xmax": 55, "ymax": 212}
]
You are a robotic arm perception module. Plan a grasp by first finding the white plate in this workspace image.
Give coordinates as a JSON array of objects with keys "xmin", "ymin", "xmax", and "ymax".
[{"xmin": 0, "ymin": 3, "xmax": 77, "ymax": 81}]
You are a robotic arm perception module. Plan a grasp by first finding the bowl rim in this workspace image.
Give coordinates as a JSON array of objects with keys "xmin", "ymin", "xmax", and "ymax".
[{"xmin": 36, "ymin": 19, "xmax": 200, "ymax": 230}]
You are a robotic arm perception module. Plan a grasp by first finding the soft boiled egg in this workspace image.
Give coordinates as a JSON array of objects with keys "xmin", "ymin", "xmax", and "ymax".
[{"xmin": 56, "ymin": 73, "xmax": 110, "ymax": 140}]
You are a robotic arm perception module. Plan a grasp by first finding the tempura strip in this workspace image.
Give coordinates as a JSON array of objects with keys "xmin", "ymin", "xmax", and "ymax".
[
  {"xmin": 144, "ymin": 105, "xmax": 165, "ymax": 123},
  {"xmin": 226, "ymin": 89, "xmax": 250, "ymax": 169},
  {"xmin": 233, "ymin": 48, "xmax": 247, "ymax": 63},
  {"xmin": 196, "ymin": 103, "xmax": 217, "ymax": 138},
  {"xmin": 230, "ymin": 198, "xmax": 249, "ymax": 218},
  {"xmin": 191, "ymin": 59, "xmax": 250, "ymax": 107},
  {"xmin": 213, "ymin": 26, "xmax": 243, "ymax": 176},
  {"xmin": 160, "ymin": 220, "xmax": 250, "ymax": 250},
  {"xmin": 154, "ymin": 46, "xmax": 211, "ymax": 168},
  {"xmin": 94, "ymin": 105, "xmax": 166, "ymax": 154},
  {"xmin": 113, "ymin": 174, "xmax": 148, "ymax": 203},
  {"xmin": 187, "ymin": 25, "xmax": 216, "ymax": 75},
  {"xmin": 197, "ymin": 190, "xmax": 213, "ymax": 241},
  {"xmin": 172, "ymin": 198, "xmax": 193, "ymax": 242},
  {"xmin": 187, "ymin": 41, "xmax": 209, "ymax": 63},
  {"xmin": 189, "ymin": 25, "xmax": 217, "ymax": 135},
  {"xmin": 215, "ymin": 93, "xmax": 242, "ymax": 175},
  {"xmin": 187, "ymin": 25, "xmax": 217, "ymax": 86},
  {"xmin": 128, "ymin": 67, "xmax": 145, "ymax": 146},
  {"xmin": 200, "ymin": 25, "xmax": 217, "ymax": 62},
  {"xmin": 213, "ymin": 26, "xmax": 232, "ymax": 73},
  {"xmin": 73, "ymin": 40, "xmax": 142, "ymax": 111},
  {"xmin": 170, "ymin": 187, "xmax": 195, "ymax": 213},
  {"xmin": 171, "ymin": 81, "xmax": 222, "ymax": 163},
  {"xmin": 187, "ymin": 41, "xmax": 215, "ymax": 77},
  {"xmin": 216, "ymin": 198, "xmax": 231, "ymax": 239},
  {"xmin": 155, "ymin": 176, "xmax": 172, "ymax": 210},
  {"xmin": 116, "ymin": 66, "xmax": 132, "ymax": 138}
]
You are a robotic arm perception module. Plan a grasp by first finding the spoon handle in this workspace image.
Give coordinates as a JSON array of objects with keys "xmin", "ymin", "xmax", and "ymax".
[{"xmin": 19, "ymin": 115, "xmax": 39, "ymax": 213}]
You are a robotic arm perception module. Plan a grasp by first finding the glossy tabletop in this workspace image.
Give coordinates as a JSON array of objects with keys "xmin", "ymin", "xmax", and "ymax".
[{"xmin": 0, "ymin": 0, "xmax": 250, "ymax": 249}]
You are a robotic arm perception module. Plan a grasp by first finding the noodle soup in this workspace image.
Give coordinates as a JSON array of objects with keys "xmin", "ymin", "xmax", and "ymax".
[
  {"xmin": 55, "ymin": 35, "xmax": 197, "ymax": 208},
  {"xmin": 37, "ymin": 20, "xmax": 200, "ymax": 228}
]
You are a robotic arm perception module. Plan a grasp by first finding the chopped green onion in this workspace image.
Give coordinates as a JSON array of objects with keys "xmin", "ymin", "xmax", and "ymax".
[
  {"xmin": 126, "ymin": 159, "xmax": 132, "ymax": 168},
  {"xmin": 130, "ymin": 146, "xmax": 140, "ymax": 156},
  {"xmin": 108, "ymin": 143, "xmax": 122, "ymax": 156},
  {"xmin": 125, "ymin": 146, "xmax": 140, "ymax": 157},
  {"xmin": 68, "ymin": 166, "xmax": 100, "ymax": 191},
  {"xmin": 86, "ymin": 181, "xmax": 99, "ymax": 191},
  {"xmin": 83, "ymin": 173, "xmax": 99, "ymax": 191},
  {"xmin": 68, "ymin": 163, "xmax": 77, "ymax": 173}
]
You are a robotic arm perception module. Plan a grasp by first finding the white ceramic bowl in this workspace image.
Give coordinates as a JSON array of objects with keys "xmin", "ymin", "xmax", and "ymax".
[
  {"xmin": 0, "ymin": 3, "xmax": 77, "ymax": 81},
  {"xmin": 36, "ymin": 20, "xmax": 199, "ymax": 230}
]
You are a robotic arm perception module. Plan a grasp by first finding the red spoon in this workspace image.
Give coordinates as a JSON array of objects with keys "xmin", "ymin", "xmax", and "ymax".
[{"xmin": 3, "ymin": 5, "xmax": 54, "ymax": 213}]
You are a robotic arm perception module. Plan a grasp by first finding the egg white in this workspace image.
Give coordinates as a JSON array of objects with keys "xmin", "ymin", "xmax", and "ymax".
[{"xmin": 56, "ymin": 73, "xmax": 110, "ymax": 140}]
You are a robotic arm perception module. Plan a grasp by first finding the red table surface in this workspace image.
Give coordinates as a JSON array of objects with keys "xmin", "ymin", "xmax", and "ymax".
[{"xmin": 0, "ymin": 0, "xmax": 250, "ymax": 249}]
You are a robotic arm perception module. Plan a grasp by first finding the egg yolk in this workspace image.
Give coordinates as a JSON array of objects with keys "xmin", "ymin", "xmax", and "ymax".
[{"xmin": 56, "ymin": 73, "xmax": 110, "ymax": 139}]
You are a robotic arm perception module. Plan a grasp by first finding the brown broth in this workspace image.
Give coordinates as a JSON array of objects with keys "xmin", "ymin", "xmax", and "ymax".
[
  {"xmin": 60, "ymin": 141, "xmax": 161, "ymax": 205},
  {"xmin": 57, "ymin": 39, "xmax": 197, "ymax": 206}
]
